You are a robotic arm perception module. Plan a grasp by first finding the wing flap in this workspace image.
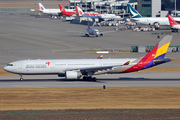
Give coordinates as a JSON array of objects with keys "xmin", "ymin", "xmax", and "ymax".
[{"xmin": 72, "ymin": 65, "xmax": 121, "ymax": 73}]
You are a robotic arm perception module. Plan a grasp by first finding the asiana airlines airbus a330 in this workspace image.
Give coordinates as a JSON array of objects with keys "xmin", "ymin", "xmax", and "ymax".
[{"xmin": 4, "ymin": 36, "xmax": 172, "ymax": 81}]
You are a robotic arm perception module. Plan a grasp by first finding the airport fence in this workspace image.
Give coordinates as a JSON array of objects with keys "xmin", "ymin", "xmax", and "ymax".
[{"xmin": 131, "ymin": 46, "xmax": 180, "ymax": 53}]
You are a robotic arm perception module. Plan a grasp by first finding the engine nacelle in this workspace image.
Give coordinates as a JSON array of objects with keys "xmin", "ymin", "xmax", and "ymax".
[
  {"xmin": 65, "ymin": 71, "xmax": 81, "ymax": 79},
  {"xmin": 85, "ymin": 33, "xmax": 89, "ymax": 37},
  {"xmin": 100, "ymin": 33, "xmax": 103, "ymax": 36}
]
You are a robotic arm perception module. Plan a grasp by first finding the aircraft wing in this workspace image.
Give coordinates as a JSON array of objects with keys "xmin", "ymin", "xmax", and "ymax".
[
  {"xmin": 100, "ymin": 30, "xmax": 116, "ymax": 34},
  {"xmin": 71, "ymin": 65, "xmax": 121, "ymax": 73},
  {"xmin": 66, "ymin": 31, "xmax": 85, "ymax": 34}
]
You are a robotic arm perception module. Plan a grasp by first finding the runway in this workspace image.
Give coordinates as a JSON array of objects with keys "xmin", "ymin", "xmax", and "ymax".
[{"xmin": 0, "ymin": 72, "xmax": 179, "ymax": 88}]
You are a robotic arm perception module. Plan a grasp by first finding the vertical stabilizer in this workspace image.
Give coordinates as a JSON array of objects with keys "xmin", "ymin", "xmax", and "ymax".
[
  {"xmin": 168, "ymin": 14, "xmax": 180, "ymax": 25},
  {"xmin": 39, "ymin": 3, "xmax": 46, "ymax": 11},
  {"xmin": 75, "ymin": 6, "xmax": 84, "ymax": 16},
  {"xmin": 59, "ymin": 4, "xmax": 65, "ymax": 13},
  {"xmin": 122, "ymin": 35, "xmax": 172, "ymax": 73},
  {"xmin": 127, "ymin": 4, "xmax": 142, "ymax": 18}
]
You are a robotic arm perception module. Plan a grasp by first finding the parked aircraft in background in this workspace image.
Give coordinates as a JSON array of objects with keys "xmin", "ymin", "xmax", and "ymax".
[
  {"xmin": 39, "ymin": 3, "xmax": 60, "ymax": 15},
  {"xmin": 127, "ymin": 4, "xmax": 180, "ymax": 26},
  {"xmin": 67, "ymin": 22, "xmax": 116, "ymax": 37},
  {"xmin": 168, "ymin": 14, "xmax": 180, "ymax": 32},
  {"xmin": 4, "ymin": 36, "xmax": 172, "ymax": 81},
  {"xmin": 75, "ymin": 6, "xmax": 121, "ymax": 19},
  {"xmin": 59, "ymin": 4, "xmax": 76, "ymax": 16}
]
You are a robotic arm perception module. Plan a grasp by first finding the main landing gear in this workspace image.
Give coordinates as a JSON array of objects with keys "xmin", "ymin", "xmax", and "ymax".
[
  {"xmin": 19, "ymin": 75, "xmax": 24, "ymax": 81},
  {"xmin": 83, "ymin": 76, "xmax": 97, "ymax": 81}
]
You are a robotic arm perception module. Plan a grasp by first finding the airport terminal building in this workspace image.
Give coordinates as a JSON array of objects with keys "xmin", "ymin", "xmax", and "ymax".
[{"xmin": 69, "ymin": 0, "xmax": 180, "ymax": 17}]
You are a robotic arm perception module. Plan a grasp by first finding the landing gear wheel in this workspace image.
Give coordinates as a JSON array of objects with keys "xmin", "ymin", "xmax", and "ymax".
[
  {"xmin": 83, "ymin": 76, "xmax": 86, "ymax": 80},
  {"xmin": 96, "ymin": 35, "xmax": 98, "ymax": 37},
  {"xmin": 19, "ymin": 75, "xmax": 23, "ymax": 81},
  {"xmin": 92, "ymin": 77, "xmax": 97, "ymax": 81}
]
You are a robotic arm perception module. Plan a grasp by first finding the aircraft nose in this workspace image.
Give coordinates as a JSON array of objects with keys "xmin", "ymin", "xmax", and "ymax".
[{"xmin": 3, "ymin": 66, "xmax": 8, "ymax": 71}]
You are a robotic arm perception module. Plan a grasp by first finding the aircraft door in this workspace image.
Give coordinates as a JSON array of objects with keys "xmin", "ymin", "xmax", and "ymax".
[{"xmin": 18, "ymin": 62, "xmax": 22, "ymax": 69}]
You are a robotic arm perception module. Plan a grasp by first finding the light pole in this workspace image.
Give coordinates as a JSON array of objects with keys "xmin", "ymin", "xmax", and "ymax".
[{"xmin": 175, "ymin": 0, "xmax": 176, "ymax": 16}]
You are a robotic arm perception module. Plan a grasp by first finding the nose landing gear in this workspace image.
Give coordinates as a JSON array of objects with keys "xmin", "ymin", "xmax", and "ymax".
[{"xmin": 19, "ymin": 75, "xmax": 24, "ymax": 81}]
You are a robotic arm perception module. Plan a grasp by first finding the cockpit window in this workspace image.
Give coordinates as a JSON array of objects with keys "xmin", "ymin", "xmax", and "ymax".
[{"xmin": 7, "ymin": 64, "xmax": 13, "ymax": 66}]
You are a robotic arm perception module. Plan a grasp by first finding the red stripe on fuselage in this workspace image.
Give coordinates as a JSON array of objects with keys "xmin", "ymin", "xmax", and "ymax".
[{"xmin": 121, "ymin": 43, "xmax": 158, "ymax": 73}]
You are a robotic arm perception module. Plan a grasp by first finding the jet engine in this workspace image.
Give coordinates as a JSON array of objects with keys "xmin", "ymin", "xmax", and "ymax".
[
  {"xmin": 100, "ymin": 33, "xmax": 103, "ymax": 36},
  {"xmin": 85, "ymin": 33, "xmax": 89, "ymax": 37},
  {"xmin": 65, "ymin": 71, "xmax": 81, "ymax": 79}
]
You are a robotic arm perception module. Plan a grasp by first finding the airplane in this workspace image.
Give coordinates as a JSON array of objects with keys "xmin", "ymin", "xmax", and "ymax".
[
  {"xmin": 127, "ymin": 4, "xmax": 180, "ymax": 26},
  {"xmin": 75, "ymin": 6, "xmax": 121, "ymax": 19},
  {"xmin": 168, "ymin": 14, "xmax": 180, "ymax": 32},
  {"xmin": 39, "ymin": 3, "xmax": 75, "ymax": 16},
  {"xmin": 4, "ymin": 35, "xmax": 172, "ymax": 81},
  {"xmin": 39, "ymin": 3, "xmax": 61, "ymax": 15},
  {"xmin": 67, "ymin": 22, "xmax": 116, "ymax": 37},
  {"xmin": 59, "ymin": 4, "xmax": 76, "ymax": 16}
]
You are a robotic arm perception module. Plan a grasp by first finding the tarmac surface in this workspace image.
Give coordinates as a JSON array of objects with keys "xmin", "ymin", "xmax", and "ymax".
[
  {"xmin": 0, "ymin": 11, "xmax": 180, "ymax": 87},
  {"xmin": 0, "ymin": 72, "xmax": 180, "ymax": 88},
  {"xmin": 1, "ymin": 12, "xmax": 180, "ymax": 68},
  {"xmin": 0, "ymin": 10, "xmax": 180, "ymax": 119}
]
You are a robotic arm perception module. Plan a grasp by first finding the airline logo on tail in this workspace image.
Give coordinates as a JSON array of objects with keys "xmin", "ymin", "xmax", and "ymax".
[
  {"xmin": 168, "ymin": 14, "xmax": 179, "ymax": 25},
  {"xmin": 75, "ymin": 6, "xmax": 83, "ymax": 16},
  {"xmin": 59, "ymin": 4, "xmax": 65, "ymax": 12},
  {"xmin": 39, "ymin": 3, "xmax": 46, "ymax": 11},
  {"xmin": 122, "ymin": 35, "xmax": 172, "ymax": 73},
  {"xmin": 127, "ymin": 4, "xmax": 142, "ymax": 18}
]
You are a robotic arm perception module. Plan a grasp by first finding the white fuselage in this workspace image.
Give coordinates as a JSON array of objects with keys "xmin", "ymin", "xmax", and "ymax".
[
  {"xmin": 81, "ymin": 13, "xmax": 120, "ymax": 19},
  {"xmin": 39, "ymin": 9, "xmax": 75, "ymax": 15},
  {"xmin": 39, "ymin": 9, "xmax": 60, "ymax": 15},
  {"xmin": 171, "ymin": 25, "xmax": 180, "ymax": 29},
  {"xmin": 87, "ymin": 28, "xmax": 100, "ymax": 35},
  {"xmin": 3, "ymin": 59, "xmax": 137, "ymax": 75},
  {"xmin": 131, "ymin": 17, "xmax": 180, "ymax": 26}
]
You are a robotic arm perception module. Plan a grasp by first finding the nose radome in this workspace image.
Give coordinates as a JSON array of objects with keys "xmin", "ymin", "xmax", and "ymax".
[{"xmin": 3, "ymin": 66, "xmax": 8, "ymax": 71}]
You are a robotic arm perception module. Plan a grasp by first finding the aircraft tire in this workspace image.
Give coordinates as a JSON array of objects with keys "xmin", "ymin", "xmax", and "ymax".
[{"xmin": 92, "ymin": 77, "xmax": 97, "ymax": 81}]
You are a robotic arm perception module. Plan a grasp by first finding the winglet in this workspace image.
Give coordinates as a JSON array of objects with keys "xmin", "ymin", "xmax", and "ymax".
[
  {"xmin": 39, "ymin": 3, "xmax": 46, "ymax": 11},
  {"xmin": 123, "ymin": 61, "xmax": 130, "ymax": 65},
  {"xmin": 168, "ymin": 14, "xmax": 180, "ymax": 25},
  {"xmin": 97, "ymin": 55, "xmax": 103, "ymax": 59},
  {"xmin": 127, "ymin": 4, "xmax": 142, "ymax": 18}
]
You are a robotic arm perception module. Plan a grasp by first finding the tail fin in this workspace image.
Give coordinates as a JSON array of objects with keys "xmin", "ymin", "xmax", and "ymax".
[
  {"xmin": 168, "ymin": 14, "xmax": 180, "ymax": 25},
  {"xmin": 75, "ymin": 6, "xmax": 84, "ymax": 16},
  {"xmin": 59, "ymin": 4, "xmax": 65, "ymax": 13},
  {"xmin": 97, "ymin": 55, "xmax": 103, "ymax": 59},
  {"xmin": 39, "ymin": 3, "xmax": 46, "ymax": 11},
  {"xmin": 122, "ymin": 35, "xmax": 173, "ymax": 73},
  {"xmin": 127, "ymin": 4, "xmax": 142, "ymax": 18}
]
